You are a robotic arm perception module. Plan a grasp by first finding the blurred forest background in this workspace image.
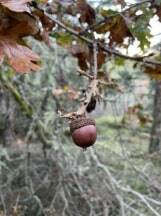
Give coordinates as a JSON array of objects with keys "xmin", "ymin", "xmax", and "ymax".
[{"xmin": 1, "ymin": 0, "xmax": 161, "ymax": 215}]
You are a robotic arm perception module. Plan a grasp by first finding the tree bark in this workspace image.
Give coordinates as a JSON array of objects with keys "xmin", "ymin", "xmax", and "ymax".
[
  {"xmin": 149, "ymin": 80, "xmax": 161, "ymax": 153},
  {"xmin": 0, "ymin": 89, "xmax": 15, "ymax": 147}
]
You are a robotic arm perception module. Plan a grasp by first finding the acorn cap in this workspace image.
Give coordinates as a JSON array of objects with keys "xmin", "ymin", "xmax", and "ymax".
[{"xmin": 70, "ymin": 118, "xmax": 95, "ymax": 133}]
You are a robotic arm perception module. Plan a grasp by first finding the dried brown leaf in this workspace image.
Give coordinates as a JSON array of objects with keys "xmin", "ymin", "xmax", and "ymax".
[
  {"xmin": 95, "ymin": 16, "xmax": 132, "ymax": 45},
  {"xmin": 33, "ymin": 8, "xmax": 55, "ymax": 44},
  {"xmin": 109, "ymin": 17, "xmax": 132, "ymax": 45},
  {"xmin": 97, "ymin": 51, "xmax": 106, "ymax": 68},
  {"xmin": 144, "ymin": 66, "xmax": 161, "ymax": 80},
  {"xmin": 0, "ymin": 9, "xmax": 41, "ymax": 72},
  {"xmin": 156, "ymin": 6, "xmax": 161, "ymax": 22},
  {"xmin": 0, "ymin": 0, "xmax": 32, "ymax": 12},
  {"xmin": 69, "ymin": 44, "xmax": 89, "ymax": 71},
  {"xmin": 77, "ymin": 0, "xmax": 95, "ymax": 25},
  {"xmin": 0, "ymin": 37, "xmax": 40, "ymax": 73}
]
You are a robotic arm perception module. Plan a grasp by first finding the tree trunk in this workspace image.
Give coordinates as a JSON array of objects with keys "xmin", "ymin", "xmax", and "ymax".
[
  {"xmin": 0, "ymin": 89, "xmax": 16, "ymax": 147},
  {"xmin": 149, "ymin": 80, "xmax": 161, "ymax": 153}
]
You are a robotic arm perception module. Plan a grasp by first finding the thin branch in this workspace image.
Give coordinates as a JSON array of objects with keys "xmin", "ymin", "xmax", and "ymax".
[
  {"xmin": 80, "ymin": 0, "xmax": 151, "ymax": 35},
  {"xmin": 60, "ymin": 41, "xmax": 99, "ymax": 118},
  {"xmin": 44, "ymin": 12, "xmax": 161, "ymax": 67},
  {"xmin": 90, "ymin": 149, "xmax": 161, "ymax": 216},
  {"xmin": 60, "ymin": 78, "xmax": 99, "ymax": 119},
  {"xmin": 93, "ymin": 42, "xmax": 98, "ymax": 79}
]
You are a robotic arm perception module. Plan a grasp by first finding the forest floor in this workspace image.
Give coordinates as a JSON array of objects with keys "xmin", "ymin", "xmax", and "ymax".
[{"xmin": 0, "ymin": 115, "xmax": 161, "ymax": 215}]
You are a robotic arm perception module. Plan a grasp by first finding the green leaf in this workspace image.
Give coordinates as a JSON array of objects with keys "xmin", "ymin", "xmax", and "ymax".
[
  {"xmin": 51, "ymin": 32, "xmax": 73, "ymax": 48},
  {"xmin": 129, "ymin": 8, "xmax": 153, "ymax": 51},
  {"xmin": 114, "ymin": 57, "xmax": 125, "ymax": 66},
  {"xmin": 99, "ymin": 8, "xmax": 118, "ymax": 17}
]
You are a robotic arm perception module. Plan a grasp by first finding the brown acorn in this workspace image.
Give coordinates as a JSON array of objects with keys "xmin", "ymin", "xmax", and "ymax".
[{"xmin": 70, "ymin": 118, "xmax": 97, "ymax": 149}]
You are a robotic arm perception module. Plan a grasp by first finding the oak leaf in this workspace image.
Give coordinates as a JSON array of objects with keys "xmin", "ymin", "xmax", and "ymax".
[
  {"xmin": 0, "ymin": 1, "xmax": 45, "ymax": 73},
  {"xmin": 109, "ymin": 17, "xmax": 132, "ymax": 45},
  {"xmin": 69, "ymin": 44, "xmax": 89, "ymax": 71},
  {"xmin": 77, "ymin": 0, "xmax": 95, "ymax": 25},
  {"xmin": 0, "ymin": 12, "xmax": 40, "ymax": 73},
  {"xmin": 0, "ymin": 37, "xmax": 40, "ymax": 73},
  {"xmin": 33, "ymin": 8, "xmax": 55, "ymax": 44},
  {"xmin": 95, "ymin": 16, "xmax": 133, "ymax": 45},
  {"xmin": 0, "ymin": 0, "xmax": 32, "ymax": 13}
]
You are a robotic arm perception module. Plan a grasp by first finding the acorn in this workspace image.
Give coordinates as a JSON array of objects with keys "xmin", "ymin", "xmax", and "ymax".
[{"xmin": 70, "ymin": 117, "xmax": 97, "ymax": 149}]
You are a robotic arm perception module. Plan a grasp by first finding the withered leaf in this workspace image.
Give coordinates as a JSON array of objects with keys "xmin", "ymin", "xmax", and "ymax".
[
  {"xmin": 69, "ymin": 44, "xmax": 89, "ymax": 71},
  {"xmin": 33, "ymin": 8, "xmax": 55, "ymax": 44},
  {"xmin": 0, "ymin": 19, "xmax": 39, "ymax": 38},
  {"xmin": 95, "ymin": 15, "xmax": 132, "ymax": 45},
  {"xmin": 156, "ymin": 5, "xmax": 161, "ymax": 22},
  {"xmin": 2, "ymin": 5, "xmax": 54, "ymax": 45},
  {"xmin": 144, "ymin": 66, "xmax": 161, "ymax": 80},
  {"xmin": 0, "ymin": 0, "xmax": 32, "ymax": 13},
  {"xmin": 0, "ymin": 8, "xmax": 41, "ymax": 72},
  {"xmin": 77, "ymin": 0, "xmax": 95, "ymax": 25},
  {"xmin": 65, "ymin": 4, "xmax": 77, "ymax": 16},
  {"xmin": 97, "ymin": 51, "xmax": 106, "ymax": 69},
  {"xmin": 109, "ymin": 17, "xmax": 132, "ymax": 46},
  {"xmin": 0, "ymin": 37, "xmax": 40, "ymax": 73},
  {"xmin": 95, "ymin": 9, "xmax": 118, "ymax": 33}
]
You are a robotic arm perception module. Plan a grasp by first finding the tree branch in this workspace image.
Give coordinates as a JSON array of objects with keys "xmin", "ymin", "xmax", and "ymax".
[
  {"xmin": 44, "ymin": 12, "xmax": 161, "ymax": 67},
  {"xmin": 79, "ymin": 0, "xmax": 151, "ymax": 35}
]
